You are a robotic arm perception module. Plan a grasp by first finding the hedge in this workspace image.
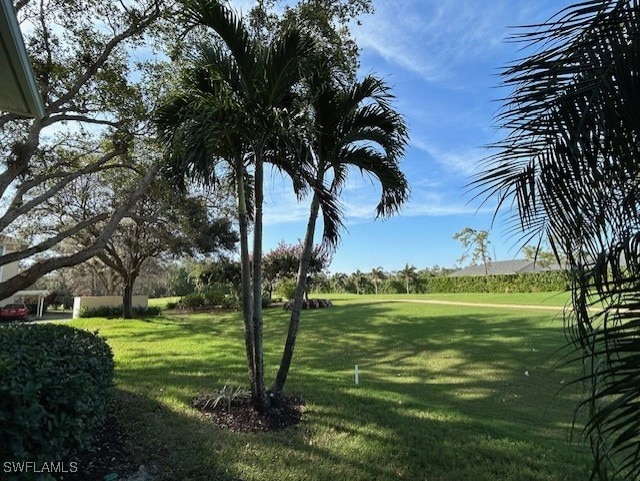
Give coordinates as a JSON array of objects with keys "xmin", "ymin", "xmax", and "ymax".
[
  {"xmin": 422, "ymin": 271, "xmax": 570, "ymax": 293},
  {"xmin": 79, "ymin": 305, "xmax": 161, "ymax": 318},
  {"xmin": 0, "ymin": 324, "xmax": 114, "ymax": 480}
]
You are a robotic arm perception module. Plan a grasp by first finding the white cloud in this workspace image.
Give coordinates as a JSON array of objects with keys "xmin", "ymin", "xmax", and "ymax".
[
  {"xmin": 354, "ymin": 0, "xmax": 513, "ymax": 83},
  {"xmin": 410, "ymin": 137, "xmax": 485, "ymax": 178}
]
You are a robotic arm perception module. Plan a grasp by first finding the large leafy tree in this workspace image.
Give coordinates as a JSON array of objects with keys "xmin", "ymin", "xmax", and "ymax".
[
  {"xmin": 156, "ymin": 0, "xmax": 323, "ymax": 412},
  {"xmin": 89, "ymin": 175, "xmax": 237, "ymax": 318},
  {"xmin": 262, "ymin": 240, "xmax": 330, "ymax": 300},
  {"xmin": 0, "ymin": 0, "xmax": 169, "ymax": 299},
  {"xmin": 474, "ymin": 1, "xmax": 640, "ymax": 478},
  {"xmin": 247, "ymin": 0, "xmax": 373, "ymax": 82}
]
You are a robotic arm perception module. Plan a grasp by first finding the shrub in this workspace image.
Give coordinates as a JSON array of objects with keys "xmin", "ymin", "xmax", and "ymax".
[
  {"xmin": 177, "ymin": 287, "xmax": 239, "ymax": 310},
  {"xmin": 0, "ymin": 324, "xmax": 114, "ymax": 479},
  {"xmin": 220, "ymin": 295, "xmax": 239, "ymax": 310},
  {"xmin": 177, "ymin": 292, "xmax": 206, "ymax": 310},
  {"xmin": 201, "ymin": 286, "xmax": 228, "ymax": 307},
  {"xmin": 283, "ymin": 299, "xmax": 333, "ymax": 310},
  {"xmin": 422, "ymin": 271, "xmax": 570, "ymax": 294},
  {"xmin": 79, "ymin": 305, "xmax": 160, "ymax": 318},
  {"xmin": 277, "ymin": 279, "xmax": 297, "ymax": 300}
]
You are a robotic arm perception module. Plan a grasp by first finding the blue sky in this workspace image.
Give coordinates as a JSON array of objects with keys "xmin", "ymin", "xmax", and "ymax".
[{"xmin": 236, "ymin": 0, "xmax": 572, "ymax": 274}]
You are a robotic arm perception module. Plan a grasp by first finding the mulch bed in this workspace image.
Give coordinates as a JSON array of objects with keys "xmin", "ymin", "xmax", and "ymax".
[
  {"xmin": 56, "ymin": 400, "xmax": 135, "ymax": 481},
  {"xmin": 52, "ymin": 392, "xmax": 302, "ymax": 481},
  {"xmin": 192, "ymin": 392, "xmax": 305, "ymax": 433}
]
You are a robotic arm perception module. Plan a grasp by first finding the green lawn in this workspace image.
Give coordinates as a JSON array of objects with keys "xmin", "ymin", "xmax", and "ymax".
[
  {"xmin": 68, "ymin": 294, "xmax": 591, "ymax": 481},
  {"xmin": 373, "ymin": 291, "xmax": 572, "ymax": 306}
]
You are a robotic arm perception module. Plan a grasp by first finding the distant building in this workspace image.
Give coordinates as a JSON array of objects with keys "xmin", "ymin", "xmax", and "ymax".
[{"xmin": 449, "ymin": 259, "xmax": 563, "ymax": 277}]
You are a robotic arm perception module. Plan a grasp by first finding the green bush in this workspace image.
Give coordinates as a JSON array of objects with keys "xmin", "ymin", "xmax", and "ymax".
[
  {"xmin": 0, "ymin": 324, "xmax": 114, "ymax": 480},
  {"xmin": 79, "ymin": 305, "xmax": 160, "ymax": 318},
  {"xmin": 201, "ymin": 286, "xmax": 229, "ymax": 306},
  {"xmin": 178, "ymin": 292, "xmax": 206, "ymax": 310},
  {"xmin": 177, "ymin": 287, "xmax": 238, "ymax": 310},
  {"xmin": 421, "ymin": 271, "xmax": 570, "ymax": 293},
  {"xmin": 277, "ymin": 279, "xmax": 297, "ymax": 300}
]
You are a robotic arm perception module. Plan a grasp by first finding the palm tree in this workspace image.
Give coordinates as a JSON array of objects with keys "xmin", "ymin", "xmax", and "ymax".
[
  {"xmin": 271, "ymin": 70, "xmax": 409, "ymax": 397},
  {"xmin": 370, "ymin": 267, "xmax": 386, "ymax": 295},
  {"xmin": 156, "ymin": 0, "xmax": 316, "ymax": 412},
  {"xmin": 473, "ymin": 1, "xmax": 640, "ymax": 478},
  {"xmin": 332, "ymin": 272, "xmax": 348, "ymax": 292},
  {"xmin": 399, "ymin": 263, "xmax": 416, "ymax": 294}
]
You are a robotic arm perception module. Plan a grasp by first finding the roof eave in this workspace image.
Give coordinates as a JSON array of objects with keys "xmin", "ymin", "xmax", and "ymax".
[{"xmin": 0, "ymin": 0, "xmax": 45, "ymax": 118}]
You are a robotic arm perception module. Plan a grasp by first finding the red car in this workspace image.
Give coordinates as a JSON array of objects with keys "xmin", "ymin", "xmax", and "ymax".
[{"xmin": 0, "ymin": 303, "xmax": 29, "ymax": 321}]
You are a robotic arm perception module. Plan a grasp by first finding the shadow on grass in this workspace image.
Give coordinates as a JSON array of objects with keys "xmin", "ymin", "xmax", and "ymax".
[
  {"xmin": 111, "ymin": 389, "xmax": 237, "ymax": 481},
  {"xmin": 87, "ymin": 300, "xmax": 590, "ymax": 481}
]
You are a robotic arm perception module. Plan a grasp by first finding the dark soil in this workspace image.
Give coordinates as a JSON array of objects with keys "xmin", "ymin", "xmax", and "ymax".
[
  {"xmin": 56, "ymin": 400, "xmax": 135, "ymax": 481},
  {"xmin": 192, "ymin": 392, "xmax": 305, "ymax": 433},
  {"xmin": 52, "ymin": 393, "xmax": 302, "ymax": 481}
]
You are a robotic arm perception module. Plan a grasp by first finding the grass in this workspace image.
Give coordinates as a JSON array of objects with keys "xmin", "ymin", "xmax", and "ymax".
[
  {"xmin": 67, "ymin": 293, "xmax": 591, "ymax": 481},
  {"xmin": 373, "ymin": 291, "xmax": 572, "ymax": 306}
]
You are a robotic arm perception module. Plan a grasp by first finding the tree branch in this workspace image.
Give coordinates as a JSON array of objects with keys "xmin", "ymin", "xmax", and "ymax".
[
  {"xmin": 0, "ymin": 213, "xmax": 109, "ymax": 267},
  {"xmin": 0, "ymin": 147, "xmax": 127, "ymax": 232},
  {"xmin": 0, "ymin": 162, "xmax": 160, "ymax": 299}
]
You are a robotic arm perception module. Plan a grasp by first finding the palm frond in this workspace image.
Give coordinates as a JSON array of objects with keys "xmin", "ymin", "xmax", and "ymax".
[
  {"xmin": 473, "ymin": 1, "xmax": 640, "ymax": 477},
  {"xmin": 181, "ymin": 0, "xmax": 259, "ymax": 96},
  {"xmin": 264, "ymin": 26, "xmax": 316, "ymax": 107}
]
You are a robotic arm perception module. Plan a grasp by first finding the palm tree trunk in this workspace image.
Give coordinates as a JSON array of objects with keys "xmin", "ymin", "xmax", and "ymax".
[
  {"xmin": 235, "ymin": 159, "xmax": 257, "ymax": 395},
  {"xmin": 251, "ymin": 151, "xmax": 270, "ymax": 412},
  {"xmin": 272, "ymin": 192, "xmax": 321, "ymax": 398}
]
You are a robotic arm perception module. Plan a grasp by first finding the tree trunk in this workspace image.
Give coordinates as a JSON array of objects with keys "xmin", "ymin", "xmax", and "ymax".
[
  {"xmin": 251, "ymin": 152, "xmax": 270, "ymax": 412},
  {"xmin": 122, "ymin": 276, "xmax": 134, "ymax": 319},
  {"xmin": 272, "ymin": 193, "xmax": 321, "ymax": 397},
  {"xmin": 235, "ymin": 158, "xmax": 256, "ymax": 396}
]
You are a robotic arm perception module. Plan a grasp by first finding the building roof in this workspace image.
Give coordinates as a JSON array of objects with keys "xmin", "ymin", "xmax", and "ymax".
[
  {"xmin": 449, "ymin": 259, "xmax": 563, "ymax": 277},
  {"xmin": 0, "ymin": 0, "xmax": 45, "ymax": 118}
]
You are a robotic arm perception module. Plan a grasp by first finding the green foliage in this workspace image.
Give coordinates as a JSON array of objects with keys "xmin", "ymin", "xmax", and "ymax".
[
  {"xmin": 79, "ymin": 305, "xmax": 161, "ymax": 318},
  {"xmin": 0, "ymin": 324, "xmax": 113, "ymax": 479},
  {"xmin": 453, "ymin": 228, "xmax": 491, "ymax": 273},
  {"xmin": 177, "ymin": 292, "xmax": 206, "ymax": 310},
  {"xmin": 423, "ymin": 271, "xmax": 570, "ymax": 293},
  {"xmin": 475, "ymin": 2, "xmax": 640, "ymax": 475},
  {"xmin": 0, "ymin": 0, "xmax": 166, "ymax": 301},
  {"xmin": 277, "ymin": 279, "xmax": 298, "ymax": 300},
  {"xmin": 168, "ymin": 266, "xmax": 196, "ymax": 297},
  {"xmin": 193, "ymin": 384, "xmax": 250, "ymax": 413},
  {"xmin": 177, "ymin": 286, "xmax": 237, "ymax": 310}
]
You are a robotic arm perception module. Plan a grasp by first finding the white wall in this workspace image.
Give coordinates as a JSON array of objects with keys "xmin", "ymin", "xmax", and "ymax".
[
  {"xmin": 0, "ymin": 241, "xmax": 20, "ymax": 306},
  {"xmin": 72, "ymin": 295, "xmax": 149, "ymax": 319}
]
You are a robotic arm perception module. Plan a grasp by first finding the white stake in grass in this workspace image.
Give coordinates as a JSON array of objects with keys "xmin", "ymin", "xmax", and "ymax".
[{"xmin": 354, "ymin": 364, "xmax": 359, "ymax": 385}]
